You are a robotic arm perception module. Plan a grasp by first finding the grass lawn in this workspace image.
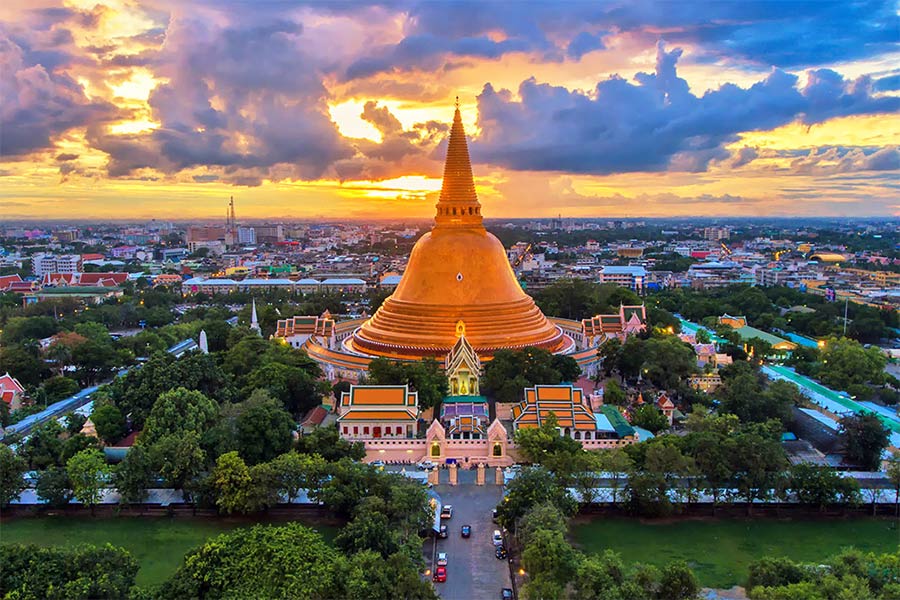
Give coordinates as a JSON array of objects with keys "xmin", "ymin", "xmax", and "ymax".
[
  {"xmin": 572, "ymin": 517, "xmax": 900, "ymax": 589},
  {"xmin": 0, "ymin": 515, "xmax": 339, "ymax": 588}
]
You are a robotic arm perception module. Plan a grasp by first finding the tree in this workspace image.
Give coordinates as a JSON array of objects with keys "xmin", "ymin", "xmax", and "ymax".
[
  {"xmin": 60, "ymin": 433, "xmax": 103, "ymax": 464},
  {"xmin": 521, "ymin": 527, "xmax": 579, "ymax": 590},
  {"xmin": 270, "ymin": 451, "xmax": 328, "ymax": 503},
  {"xmin": 295, "ymin": 425, "xmax": 365, "ymax": 462},
  {"xmin": 730, "ymin": 423, "xmax": 788, "ymax": 515},
  {"xmin": 212, "ymin": 451, "xmax": 253, "ymax": 514},
  {"xmin": 515, "ymin": 413, "xmax": 584, "ymax": 478},
  {"xmin": 641, "ymin": 336, "xmax": 696, "ymax": 390},
  {"xmin": 42, "ymin": 376, "xmax": 80, "ymax": 403},
  {"xmin": 66, "ymin": 448, "xmax": 110, "ymax": 513},
  {"xmin": 518, "ymin": 501, "xmax": 568, "ymax": 546},
  {"xmin": 35, "ymin": 466, "xmax": 72, "ymax": 508},
  {"xmin": 630, "ymin": 404, "xmax": 669, "ymax": 434},
  {"xmin": 366, "ymin": 357, "xmax": 449, "ymax": 410},
  {"xmin": 789, "ymin": 464, "xmax": 860, "ymax": 512},
  {"xmin": 148, "ymin": 431, "xmax": 206, "ymax": 497},
  {"xmin": 140, "ymin": 387, "xmax": 219, "ymax": 446},
  {"xmin": 596, "ymin": 448, "xmax": 633, "ymax": 505},
  {"xmin": 496, "ymin": 467, "xmax": 577, "ymax": 532},
  {"xmin": 244, "ymin": 362, "xmax": 326, "ymax": 417},
  {"xmin": 160, "ymin": 523, "xmax": 349, "ymax": 599},
  {"xmin": 109, "ymin": 352, "xmax": 233, "ymax": 428},
  {"xmin": 886, "ymin": 451, "xmax": 900, "ymax": 517},
  {"xmin": 482, "ymin": 348, "xmax": 580, "ymax": 403},
  {"xmin": 0, "ymin": 543, "xmax": 139, "ymax": 599},
  {"xmin": 659, "ymin": 560, "xmax": 700, "ymax": 600},
  {"xmin": 114, "ymin": 445, "xmax": 153, "ymax": 508},
  {"xmin": 0, "ymin": 342, "xmax": 51, "ymax": 387},
  {"xmin": 90, "ymin": 404, "xmax": 127, "ymax": 445},
  {"xmin": 839, "ymin": 414, "xmax": 889, "ymax": 470},
  {"xmin": 819, "ymin": 337, "xmax": 887, "ymax": 394},
  {"xmin": 64, "ymin": 412, "xmax": 87, "ymax": 436},
  {"xmin": 233, "ymin": 390, "xmax": 295, "ymax": 465},
  {"xmin": 687, "ymin": 431, "xmax": 734, "ymax": 514},
  {"xmin": 603, "ymin": 380, "xmax": 627, "ymax": 406},
  {"xmin": 0, "ymin": 444, "xmax": 27, "ymax": 508},
  {"xmin": 20, "ymin": 421, "xmax": 64, "ymax": 470},
  {"xmin": 598, "ymin": 338, "xmax": 622, "ymax": 379}
]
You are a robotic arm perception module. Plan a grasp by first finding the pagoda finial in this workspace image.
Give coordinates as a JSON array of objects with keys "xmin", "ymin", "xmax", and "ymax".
[{"xmin": 435, "ymin": 103, "xmax": 482, "ymax": 228}]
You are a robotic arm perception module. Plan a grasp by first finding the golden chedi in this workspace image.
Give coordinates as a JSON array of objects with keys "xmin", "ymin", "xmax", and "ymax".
[{"xmin": 351, "ymin": 107, "xmax": 565, "ymax": 359}]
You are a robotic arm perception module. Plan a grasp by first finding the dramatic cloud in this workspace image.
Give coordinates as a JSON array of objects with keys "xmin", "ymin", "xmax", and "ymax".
[
  {"xmin": 0, "ymin": 25, "xmax": 116, "ymax": 156},
  {"xmin": 0, "ymin": 0, "xmax": 897, "ymax": 218},
  {"xmin": 471, "ymin": 43, "xmax": 899, "ymax": 175}
]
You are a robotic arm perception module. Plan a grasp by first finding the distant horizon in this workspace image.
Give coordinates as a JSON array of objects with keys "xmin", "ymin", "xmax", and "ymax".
[
  {"xmin": 2, "ymin": 215, "xmax": 899, "ymax": 227},
  {"xmin": 1, "ymin": 1, "xmax": 898, "ymax": 219}
]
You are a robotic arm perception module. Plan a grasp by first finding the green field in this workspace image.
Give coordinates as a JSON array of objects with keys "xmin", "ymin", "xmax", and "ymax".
[
  {"xmin": 572, "ymin": 517, "xmax": 900, "ymax": 588},
  {"xmin": 0, "ymin": 516, "xmax": 339, "ymax": 587}
]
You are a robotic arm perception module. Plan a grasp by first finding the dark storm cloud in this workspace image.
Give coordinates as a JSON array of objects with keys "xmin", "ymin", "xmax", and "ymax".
[{"xmin": 471, "ymin": 43, "xmax": 899, "ymax": 175}]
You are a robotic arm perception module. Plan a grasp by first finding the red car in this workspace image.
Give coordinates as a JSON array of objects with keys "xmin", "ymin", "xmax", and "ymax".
[{"xmin": 433, "ymin": 566, "xmax": 447, "ymax": 582}]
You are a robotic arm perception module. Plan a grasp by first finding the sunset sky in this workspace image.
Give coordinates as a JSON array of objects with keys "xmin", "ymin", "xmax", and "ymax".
[{"xmin": 1, "ymin": 0, "xmax": 898, "ymax": 221}]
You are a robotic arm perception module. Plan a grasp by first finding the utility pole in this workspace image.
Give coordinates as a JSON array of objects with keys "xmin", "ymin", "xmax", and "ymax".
[{"xmin": 842, "ymin": 296, "xmax": 849, "ymax": 336}]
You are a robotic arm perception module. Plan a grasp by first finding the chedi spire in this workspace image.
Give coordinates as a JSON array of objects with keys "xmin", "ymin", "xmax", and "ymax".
[{"xmin": 435, "ymin": 103, "xmax": 482, "ymax": 228}]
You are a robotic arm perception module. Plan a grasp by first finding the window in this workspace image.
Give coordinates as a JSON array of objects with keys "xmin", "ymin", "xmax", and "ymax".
[
  {"xmin": 353, "ymin": 426, "xmax": 359, "ymax": 435},
  {"xmin": 492, "ymin": 442, "xmax": 502, "ymax": 457},
  {"xmin": 363, "ymin": 426, "xmax": 369, "ymax": 435},
  {"xmin": 343, "ymin": 426, "xmax": 348, "ymax": 434},
  {"xmin": 431, "ymin": 442, "xmax": 441, "ymax": 457}
]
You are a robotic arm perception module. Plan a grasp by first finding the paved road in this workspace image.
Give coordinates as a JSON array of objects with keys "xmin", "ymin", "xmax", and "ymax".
[{"xmin": 430, "ymin": 470, "xmax": 512, "ymax": 600}]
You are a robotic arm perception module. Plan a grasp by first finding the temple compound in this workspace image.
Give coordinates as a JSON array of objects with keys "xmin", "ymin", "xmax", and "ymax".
[{"xmin": 276, "ymin": 107, "xmax": 645, "ymax": 464}]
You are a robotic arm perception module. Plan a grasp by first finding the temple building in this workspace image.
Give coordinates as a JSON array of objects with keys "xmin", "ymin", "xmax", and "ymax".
[
  {"xmin": 580, "ymin": 304, "xmax": 647, "ymax": 347},
  {"xmin": 511, "ymin": 384, "xmax": 639, "ymax": 442},
  {"xmin": 337, "ymin": 385, "xmax": 419, "ymax": 440},
  {"xmin": 275, "ymin": 311, "xmax": 336, "ymax": 349},
  {"xmin": 349, "ymin": 106, "xmax": 571, "ymax": 360},
  {"xmin": 439, "ymin": 322, "xmax": 490, "ymax": 439}
]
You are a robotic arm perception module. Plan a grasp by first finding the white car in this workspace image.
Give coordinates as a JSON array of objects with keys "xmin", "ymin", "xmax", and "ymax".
[
  {"xmin": 417, "ymin": 460, "xmax": 436, "ymax": 470},
  {"xmin": 492, "ymin": 530, "xmax": 503, "ymax": 546},
  {"xmin": 440, "ymin": 505, "xmax": 453, "ymax": 519},
  {"xmin": 437, "ymin": 552, "xmax": 448, "ymax": 566}
]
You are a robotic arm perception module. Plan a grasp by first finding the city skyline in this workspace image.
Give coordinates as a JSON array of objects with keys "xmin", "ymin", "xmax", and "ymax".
[{"xmin": 1, "ymin": 0, "xmax": 898, "ymax": 220}]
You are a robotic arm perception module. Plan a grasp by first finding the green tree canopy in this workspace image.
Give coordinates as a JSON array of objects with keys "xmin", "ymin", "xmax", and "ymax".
[
  {"xmin": 140, "ymin": 387, "xmax": 219, "ymax": 445},
  {"xmin": 0, "ymin": 543, "xmax": 138, "ymax": 600}
]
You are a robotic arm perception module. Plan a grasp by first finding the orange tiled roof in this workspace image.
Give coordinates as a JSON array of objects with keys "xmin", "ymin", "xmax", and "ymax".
[
  {"xmin": 338, "ymin": 409, "xmax": 417, "ymax": 421},
  {"xmin": 513, "ymin": 385, "xmax": 596, "ymax": 430},
  {"xmin": 342, "ymin": 386, "xmax": 417, "ymax": 407}
]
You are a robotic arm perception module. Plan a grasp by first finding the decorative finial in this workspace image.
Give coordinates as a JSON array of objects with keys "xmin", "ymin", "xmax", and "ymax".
[
  {"xmin": 456, "ymin": 320, "xmax": 466, "ymax": 338},
  {"xmin": 455, "ymin": 95, "xmax": 459, "ymax": 109}
]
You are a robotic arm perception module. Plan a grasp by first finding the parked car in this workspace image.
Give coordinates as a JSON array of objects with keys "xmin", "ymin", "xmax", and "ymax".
[
  {"xmin": 417, "ymin": 460, "xmax": 436, "ymax": 470},
  {"xmin": 439, "ymin": 524, "xmax": 448, "ymax": 538},
  {"xmin": 461, "ymin": 525, "xmax": 471, "ymax": 538},
  {"xmin": 491, "ymin": 508, "xmax": 499, "ymax": 523},
  {"xmin": 501, "ymin": 588, "xmax": 514, "ymax": 600},
  {"xmin": 433, "ymin": 566, "xmax": 447, "ymax": 582},
  {"xmin": 440, "ymin": 505, "xmax": 453, "ymax": 519},
  {"xmin": 437, "ymin": 552, "xmax": 448, "ymax": 566},
  {"xmin": 370, "ymin": 460, "xmax": 385, "ymax": 471},
  {"xmin": 492, "ymin": 529, "xmax": 503, "ymax": 546},
  {"xmin": 495, "ymin": 546, "xmax": 507, "ymax": 560}
]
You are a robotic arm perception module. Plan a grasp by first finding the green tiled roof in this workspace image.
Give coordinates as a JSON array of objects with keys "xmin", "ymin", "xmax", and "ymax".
[
  {"xmin": 734, "ymin": 326, "xmax": 791, "ymax": 347},
  {"xmin": 599, "ymin": 405, "xmax": 635, "ymax": 438},
  {"xmin": 443, "ymin": 395, "xmax": 487, "ymax": 403}
]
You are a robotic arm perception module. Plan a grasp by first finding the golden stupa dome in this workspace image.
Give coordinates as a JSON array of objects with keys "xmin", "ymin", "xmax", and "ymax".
[{"xmin": 351, "ymin": 105, "xmax": 565, "ymax": 359}]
